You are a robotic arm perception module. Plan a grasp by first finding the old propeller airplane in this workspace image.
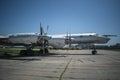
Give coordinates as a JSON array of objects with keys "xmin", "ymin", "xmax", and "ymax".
[{"xmin": 0, "ymin": 23, "xmax": 115, "ymax": 55}]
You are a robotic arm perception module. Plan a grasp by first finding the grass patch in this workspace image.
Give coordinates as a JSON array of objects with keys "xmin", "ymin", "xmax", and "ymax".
[
  {"xmin": 0, "ymin": 48, "xmax": 21, "ymax": 56},
  {"xmin": 0, "ymin": 48, "xmax": 41, "ymax": 56}
]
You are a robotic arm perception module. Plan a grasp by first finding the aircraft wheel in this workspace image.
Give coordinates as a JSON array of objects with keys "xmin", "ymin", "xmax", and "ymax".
[
  {"xmin": 45, "ymin": 48, "xmax": 49, "ymax": 54},
  {"xmin": 26, "ymin": 50, "xmax": 34, "ymax": 56},
  {"xmin": 92, "ymin": 50, "xmax": 97, "ymax": 55},
  {"xmin": 20, "ymin": 50, "xmax": 26, "ymax": 56},
  {"xmin": 20, "ymin": 50, "xmax": 34, "ymax": 56}
]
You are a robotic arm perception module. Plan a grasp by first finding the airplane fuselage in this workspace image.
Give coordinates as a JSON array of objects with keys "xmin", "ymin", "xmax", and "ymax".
[
  {"xmin": 0, "ymin": 33, "xmax": 110, "ymax": 48},
  {"xmin": 9, "ymin": 33, "xmax": 38, "ymax": 45},
  {"xmin": 49, "ymin": 33, "xmax": 110, "ymax": 48}
]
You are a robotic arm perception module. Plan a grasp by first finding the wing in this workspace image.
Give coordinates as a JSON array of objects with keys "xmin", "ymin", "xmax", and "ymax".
[{"xmin": 102, "ymin": 35, "xmax": 117, "ymax": 37}]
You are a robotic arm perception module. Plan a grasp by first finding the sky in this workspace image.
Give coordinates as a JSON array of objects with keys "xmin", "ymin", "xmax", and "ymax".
[{"xmin": 0, "ymin": 0, "xmax": 120, "ymax": 45}]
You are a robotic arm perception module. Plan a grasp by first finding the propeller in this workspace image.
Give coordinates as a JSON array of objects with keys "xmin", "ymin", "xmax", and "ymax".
[
  {"xmin": 46, "ymin": 25, "xmax": 49, "ymax": 35},
  {"xmin": 65, "ymin": 32, "xmax": 71, "ymax": 48},
  {"xmin": 38, "ymin": 22, "xmax": 49, "ymax": 54},
  {"xmin": 40, "ymin": 23, "xmax": 49, "ymax": 36},
  {"xmin": 40, "ymin": 22, "xmax": 44, "ymax": 36},
  {"xmin": 69, "ymin": 33, "xmax": 71, "ymax": 48}
]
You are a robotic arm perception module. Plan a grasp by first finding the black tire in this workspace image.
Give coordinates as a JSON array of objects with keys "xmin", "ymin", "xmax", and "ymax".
[
  {"xmin": 20, "ymin": 50, "xmax": 26, "ymax": 56},
  {"xmin": 20, "ymin": 50, "xmax": 34, "ymax": 56},
  {"xmin": 26, "ymin": 50, "xmax": 34, "ymax": 56},
  {"xmin": 92, "ymin": 50, "xmax": 97, "ymax": 55},
  {"xmin": 45, "ymin": 48, "xmax": 49, "ymax": 54}
]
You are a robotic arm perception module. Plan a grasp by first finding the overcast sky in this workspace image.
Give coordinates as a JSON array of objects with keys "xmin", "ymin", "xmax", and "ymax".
[{"xmin": 0, "ymin": 0, "xmax": 120, "ymax": 45}]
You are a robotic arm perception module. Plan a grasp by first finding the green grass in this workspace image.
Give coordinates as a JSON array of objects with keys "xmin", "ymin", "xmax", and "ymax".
[
  {"xmin": 0, "ymin": 48, "xmax": 21, "ymax": 56},
  {"xmin": 0, "ymin": 48, "xmax": 41, "ymax": 56}
]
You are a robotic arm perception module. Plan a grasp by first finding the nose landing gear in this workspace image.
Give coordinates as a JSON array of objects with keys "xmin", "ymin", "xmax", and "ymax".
[
  {"xmin": 92, "ymin": 49, "xmax": 97, "ymax": 55},
  {"xmin": 92, "ymin": 45, "xmax": 97, "ymax": 55}
]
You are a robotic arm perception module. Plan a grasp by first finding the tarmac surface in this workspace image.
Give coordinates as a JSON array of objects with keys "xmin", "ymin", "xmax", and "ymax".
[{"xmin": 0, "ymin": 50, "xmax": 120, "ymax": 80}]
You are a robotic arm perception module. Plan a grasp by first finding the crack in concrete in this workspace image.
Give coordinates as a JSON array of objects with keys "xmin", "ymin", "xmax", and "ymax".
[{"xmin": 59, "ymin": 58, "xmax": 72, "ymax": 80}]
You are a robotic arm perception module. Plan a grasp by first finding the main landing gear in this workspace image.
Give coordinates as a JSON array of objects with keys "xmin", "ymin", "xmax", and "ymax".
[
  {"xmin": 39, "ymin": 48, "xmax": 49, "ymax": 54},
  {"xmin": 20, "ymin": 48, "xmax": 49, "ymax": 56},
  {"xmin": 19, "ymin": 45, "xmax": 49, "ymax": 56},
  {"xmin": 20, "ymin": 50, "xmax": 35, "ymax": 56},
  {"xmin": 19, "ymin": 45, "xmax": 36, "ymax": 56}
]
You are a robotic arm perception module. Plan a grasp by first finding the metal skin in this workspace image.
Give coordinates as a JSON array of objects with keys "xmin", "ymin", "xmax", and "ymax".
[{"xmin": 0, "ymin": 32, "xmax": 111, "ymax": 55}]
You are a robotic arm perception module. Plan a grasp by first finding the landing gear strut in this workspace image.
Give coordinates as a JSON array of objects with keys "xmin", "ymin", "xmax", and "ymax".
[
  {"xmin": 39, "ymin": 48, "xmax": 49, "ymax": 54},
  {"xmin": 38, "ymin": 36, "xmax": 49, "ymax": 55}
]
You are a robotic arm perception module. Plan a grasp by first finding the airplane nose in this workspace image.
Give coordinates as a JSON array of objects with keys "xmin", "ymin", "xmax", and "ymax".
[
  {"xmin": 102, "ymin": 37, "xmax": 110, "ymax": 43},
  {"xmin": 96, "ymin": 37, "xmax": 110, "ymax": 43}
]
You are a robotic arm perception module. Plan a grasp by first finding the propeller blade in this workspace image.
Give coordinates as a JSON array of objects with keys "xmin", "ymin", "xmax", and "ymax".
[
  {"xmin": 40, "ymin": 22, "xmax": 44, "ymax": 35},
  {"xmin": 46, "ymin": 25, "xmax": 49, "ymax": 35},
  {"xmin": 69, "ymin": 33, "xmax": 71, "ymax": 48},
  {"xmin": 40, "ymin": 22, "xmax": 42, "ymax": 35}
]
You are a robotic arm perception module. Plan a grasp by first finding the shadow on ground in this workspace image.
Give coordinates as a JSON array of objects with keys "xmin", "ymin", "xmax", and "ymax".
[
  {"xmin": 0, "ymin": 51, "xmax": 103, "ymax": 61},
  {"xmin": 0, "ymin": 51, "xmax": 66, "ymax": 61}
]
